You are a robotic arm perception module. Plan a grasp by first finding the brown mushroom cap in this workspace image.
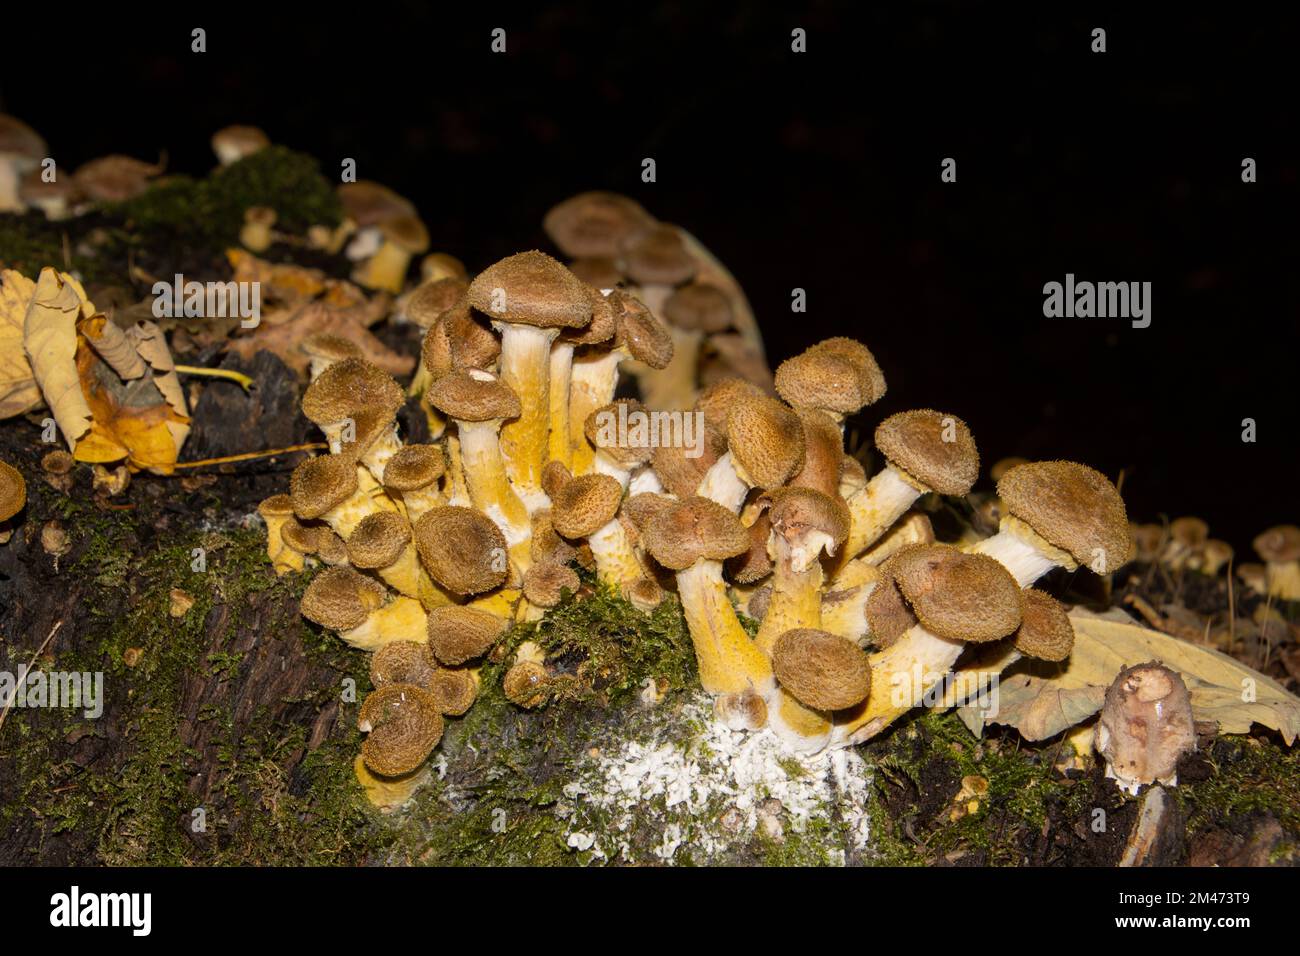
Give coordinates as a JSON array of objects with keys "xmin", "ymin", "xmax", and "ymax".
[
  {"xmin": 863, "ymin": 568, "xmax": 919, "ymax": 648},
  {"xmin": 468, "ymin": 250, "xmax": 592, "ymax": 330},
  {"xmin": 358, "ymin": 684, "xmax": 444, "ymax": 777},
  {"xmin": 429, "ymin": 668, "xmax": 478, "ymax": 716},
  {"xmin": 380, "ymin": 214, "xmax": 430, "ymax": 254},
  {"xmin": 663, "ymin": 282, "xmax": 734, "ymax": 333},
  {"xmin": 280, "ymin": 518, "xmax": 324, "ymax": 556},
  {"xmin": 420, "ymin": 297, "xmax": 501, "ymax": 377},
  {"xmin": 551, "ymin": 473, "xmax": 623, "ymax": 538},
  {"xmin": 610, "ymin": 291, "xmax": 674, "ymax": 369},
  {"xmin": 406, "ymin": 277, "xmax": 468, "ymax": 328},
  {"xmin": 621, "ymin": 225, "xmax": 697, "ymax": 286},
  {"xmin": 543, "ymin": 191, "xmax": 653, "ymax": 259},
  {"xmin": 289, "ymin": 455, "xmax": 360, "ymax": 520},
  {"xmin": 426, "ymin": 369, "xmax": 521, "ymax": 422},
  {"xmin": 371, "ymin": 640, "xmax": 438, "ymax": 689},
  {"xmin": 257, "ymin": 493, "xmax": 295, "ymax": 519},
  {"xmin": 767, "ymin": 486, "xmax": 850, "ymax": 554},
  {"xmin": 529, "ymin": 510, "xmax": 578, "ymax": 566},
  {"xmin": 567, "ymin": 285, "xmax": 618, "ymax": 346},
  {"xmin": 301, "ymin": 358, "xmax": 405, "ymax": 433},
  {"xmin": 523, "ymin": 561, "xmax": 580, "ymax": 607},
  {"xmin": 726, "ymin": 392, "xmax": 806, "ymax": 489},
  {"xmin": 584, "ymin": 399, "xmax": 654, "ymax": 467},
  {"xmin": 346, "ymin": 511, "xmax": 413, "ymax": 569},
  {"xmin": 503, "ymin": 660, "xmax": 551, "ymax": 708},
  {"xmin": 726, "ymin": 509, "xmax": 774, "ymax": 584},
  {"xmin": 383, "ymin": 444, "xmax": 446, "ymax": 493},
  {"xmin": 0, "ymin": 461, "xmax": 27, "ymax": 522},
  {"xmin": 642, "ymin": 496, "xmax": 749, "ymax": 570},
  {"xmin": 997, "ymin": 460, "xmax": 1133, "ymax": 573},
  {"xmin": 413, "ymin": 507, "xmax": 509, "ymax": 595},
  {"xmin": 421, "ymin": 252, "xmax": 469, "ymax": 282},
  {"xmin": 337, "ymin": 180, "xmax": 416, "ymax": 228},
  {"xmin": 1013, "ymin": 589, "xmax": 1075, "ymax": 662},
  {"xmin": 771, "ymin": 628, "xmax": 873, "ymax": 711},
  {"xmin": 426, "ymin": 605, "xmax": 508, "ymax": 665},
  {"xmin": 301, "ymin": 566, "xmax": 387, "ymax": 631},
  {"xmin": 649, "ymin": 420, "xmax": 728, "ymax": 498},
  {"xmin": 695, "ymin": 378, "xmax": 765, "ymax": 435},
  {"xmin": 1253, "ymin": 525, "xmax": 1300, "ymax": 563},
  {"xmin": 874, "ymin": 409, "xmax": 980, "ymax": 497},
  {"xmin": 790, "ymin": 408, "xmax": 845, "ymax": 495},
  {"xmin": 891, "ymin": 544, "xmax": 1022, "ymax": 642},
  {"xmin": 211, "ymin": 124, "xmax": 269, "ymax": 162},
  {"xmin": 72, "ymin": 155, "xmax": 162, "ymax": 202},
  {"xmin": 300, "ymin": 333, "xmax": 363, "ymax": 366},
  {"xmin": 567, "ymin": 256, "xmax": 624, "ymax": 289},
  {"xmin": 1170, "ymin": 516, "xmax": 1210, "ymax": 549},
  {"xmin": 776, "ymin": 348, "xmax": 882, "ymax": 416},
  {"xmin": 40, "ymin": 450, "xmax": 75, "ymax": 477},
  {"xmin": 620, "ymin": 492, "xmax": 676, "ymax": 535},
  {"xmin": 807, "ymin": 337, "xmax": 887, "ymax": 400}
]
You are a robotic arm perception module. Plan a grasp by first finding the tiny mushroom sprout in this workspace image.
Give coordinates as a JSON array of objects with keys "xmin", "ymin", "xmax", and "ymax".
[
  {"xmin": 642, "ymin": 496, "xmax": 773, "ymax": 703},
  {"xmin": 1096, "ymin": 662, "xmax": 1196, "ymax": 795},
  {"xmin": 834, "ymin": 543, "xmax": 1024, "ymax": 746},
  {"xmin": 1252, "ymin": 525, "xmax": 1300, "ymax": 601},
  {"xmin": 467, "ymin": 250, "xmax": 592, "ymax": 506},
  {"xmin": 413, "ymin": 506, "xmax": 510, "ymax": 598},
  {"xmin": 210, "ymin": 124, "xmax": 269, "ymax": 166},
  {"xmin": 0, "ymin": 114, "xmax": 47, "ymax": 212},
  {"xmin": 300, "ymin": 567, "xmax": 428, "ymax": 651},
  {"xmin": 358, "ymin": 683, "xmax": 444, "ymax": 778}
]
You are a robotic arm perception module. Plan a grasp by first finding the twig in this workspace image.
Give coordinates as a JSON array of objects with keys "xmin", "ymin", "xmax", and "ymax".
[
  {"xmin": 174, "ymin": 365, "xmax": 256, "ymax": 392},
  {"xmin": 0, "ymin": 621, "xmax": 63, "ymax": 737},
  {"xmin": 171, "ymin": 443, "xmax": 327, "ymax": 470}
]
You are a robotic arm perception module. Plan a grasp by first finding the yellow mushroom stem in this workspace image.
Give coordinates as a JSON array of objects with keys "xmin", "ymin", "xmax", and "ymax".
[
  {"xmin": 262, "ymin": 514, "xmax": 303, "ymax": 575},
  {"xmin": 819, "ymin": 561, "xmax": 879, "ymax": 643},
  {"xmin": 337, "ymin": 596, "xmax": 429, "ymax": 651},
  {"xmin": 494, "ymin": 322, "xmax": 559, "ymax": 508},
  {"xmin": 636, "ymin": 327, "xmax": 701, "ymax": 411},
  {"xmin": 832, "ymin": 465, "xmax": 925, "ymax": 574},
  {"xmin": 443, "ymin": 433, "xmax": 472, "ymax": 508},
  {"xmin": 568, "ymin": 350, "xmax": 623, "ymax": 474},
  {"xmin": 464, "ymin": 587, "xmax": 522, "ymax": 621},
  {"xmin": 828, "ymin": 512, "xmax": 933, "ymax": 589},
  {"xmin": 359, "ymin": 423, "xmax": 404, "ymax": 485},
  {"xmin": 547, "ymin": 342, "xmax": 575, "ymax": 469},
  {"xmin": 372, "ymin": 544, "xmax": 452, "ymax": 608},
  {"xmin": 587, "ymin": 518, "xmax": 646, "ymax": 591},
  {"xmin": 394, "ymin": 482, "xmax": 445, "ymax": 525},
  {"xmin": 361, "ymin": 240, "xmax": 414, "ymax": 294},
  {"xmin": 675, "ymin": 560, "xmax": 772, "ymax": 697},
  {"xmin": 455, "ymin": 417, "xmax": 531, "ymax": 555}
]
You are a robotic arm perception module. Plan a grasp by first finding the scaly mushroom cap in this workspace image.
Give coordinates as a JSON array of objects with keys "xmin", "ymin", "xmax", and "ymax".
[
  {"xmin": 0, "ymin": 461, "xmax": 27, "ymax": 522},
  {"xmin": 568, "ymin": 257, "xmax": 624, "ymax": 289},
  {"xmin": 610, "ymin": 291, "xmax": 674, "ymax": 369},
  {"xmin": 257, "ymin": 493, "xmax": 294, "ymax": 520},
  {"xmin": 301, "ymin": 566, "xmax": 387, "ymax": 630},
  {"xmin": 300, "ymin": 333, "xmax": 363, "ymax": 366},
  {"xmin": 1013, "ymin": 589, "xmax": 1075, "ymax": 662},
  {"xmin": 726, "ymin": 392, "xmax": 806, "ymax": 489},
  {"xmin": 383, "ymin": 444, "xmax": 446, "ymax": 493},
  {"xmin": 420, "ymin": 297, "xmax": 501, "ymax": 377},
  {"xmin": 543, "ymin": 191, "xmax": 653, "ymax": 259},
  {"xmin": 523, "ymin": 561, "xmax": 580, "ymax": 607},
  {"xmin": 584, "ymin": 399, "xmax": 654, "ymax": 467},
  {"xmin": 1096, "ymin": 662, "xmax": 1196, "ymax": 793},
  {"xmin": 772, "ymin": 628, "xmax": 873, "ymax": 711},
  {"xmin": 530, "ymin": 509, "xmax": 578, "ymax": 566},
  {"xmin": 551, "ymin": 473, "xmax": 623, "ymax": 538},
  {"xmin": 863, "ymin": 565, "xmax": 919, "ymax": 648},
  {"xmin": 891, "ymin": 544, "xmax": 1022, "ymax": 642},
  {"xmin": 503, "ymin": 660, "xmax": 551, "ymax": 708},
  {"xmin": 468, "ymin": 250, "xmax": 592, "ymax": 330},
  {"xmin": 810, "ymin": 337, "xmax": 887, "ymax": 396},
  {"xmin": 346, "ymin": 511, "xmax": 413, "ymax": 569},
  {"xmin": 427, "ymin": 368, "xmax": 521, "ymax": 422},
  {"xmin": 997, "ymin": 460, "xmax": 1133, "ymax": 573},
  {"xmin": 620, "ymin": 492, "xmax": 676, "ymax": 536},
  {"xmin": 1253, "ymin": 525, "xmax": 1300, "ymax": 563},
  {"xmin": 422, "ymin": 252, "xmax": 469, "ymax": 283},
  {"xmin": 289, "ymin": 454, "xmax": 360, "ymax": 520},
  {"xmin": 663, "ymin": 282, "xmax": 733, "ymax": 333},
  {"xmin": 301, "ymin": 358, "xmax": 405, "ymax": 436},
  {"xmin": 642, "ymin": 496, "xmax": 749, "ymax": 571},
  {"xmin": 358, "ymin": 684, "xmax": 444, "ymax": 777},
  {"xmin": 767, "ymin": 486, "xmax": 850, "ymax": 555},
  {"xmin": 371, "ymin": 640, "xmax": 439, "ymax": 689},
  {"xmin": 650, "ymin": 420, "xmax": 727, "ymax": 498},
  {"xmin": 566, "ymin": 285, "xmax": 618, "ymax": 346},
  {"xmin": 695, "ymin": 378, "xmax": 765, "ymax": 435},
  {"xmin": 426, "ymin": 605, "xmax": 508, "ymax": 665},
  {"xmin": 280, "ymin": 519, "xmax": 324, "ymax": 556},
  {"xmin": 429, "ymin": 668, "xmax": 478, "ymax": 716},
  {"xmin": 621, "ymin": 225, "xmax": 697, "ymax": 286},
  {"xmin": 874, "ymin": 409, "xmax": 980, "ymax": 497},
  {"xmin": 337, "ymin": 180, "xmax": 416, "ymax": 228},
  {"xmin": 790, "ymin": 408, "xmax": 845, "ymax": 495},
  {"xmin": 776, "ymin": 345, "xmax": 883, "ymax": 416},
  {"xmin": 406, "ymin": 277, "xmax": 468, "ymax": 328},
  {"xmin": 413, "ymin": 507, "xmax": 509, "ymax": 595},
  {"xmin": 726, "ymin": 509, "xmax": 774, "ymax": 584},
  {"xmin": 316, "ymin": 529, "xmax": 350, "ymax": 566}
]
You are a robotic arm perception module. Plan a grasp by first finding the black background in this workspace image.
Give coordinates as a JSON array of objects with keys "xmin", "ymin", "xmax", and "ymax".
[{"xmin": 2, "ymin": 3, "xmax": 1296, "ymax": 553}]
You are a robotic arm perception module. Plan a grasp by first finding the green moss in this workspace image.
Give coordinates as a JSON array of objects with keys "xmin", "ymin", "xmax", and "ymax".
[
  {"xmin": 1179, "ymin": 735, "xmax": 1300, "ymax": 834},
  {"xmin": 0, "ymin": 213, "xmax": 111, "ymax": 283}
]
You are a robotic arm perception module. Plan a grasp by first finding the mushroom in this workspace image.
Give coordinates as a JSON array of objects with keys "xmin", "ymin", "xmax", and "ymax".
[
  {"xmin": 771, "ymin": 628, "xmax": 873, "ymax": 712},
  {"xmin": 427, "ymin": 605, "xmax": 508, "ymax": 665},
  {"xmin": 301, "ymin": 358, "xmax": 406, "ymax": 483},
  {"xmin": 239, "ymin": 206, "xmax": 277, "ymax": 253},
  {"xmin": 356, "ymin": 215, "xmax": 429, "ymax": 293},
  {"xmin": 211, "ymin": 125, "xmax": 269, "ymax": 166},
  {"xmin": 300, "ymin": 567, "xmax": 428, "ymax": 651},
  {"xmin": 370, "ymin": 640, "xmax": 439, "ymax": 689},
  {"xmin": 543, "ymin": 191, "xmax": 654, "ymax": 260},
  {"xmin": 774, "ymin": 337, "xmax": 887, "ymax": 430},
  {"xmin": 467, "ymin": 251, "xmax": 593, "ymax": 505},
  {"xmin": 19, "ymin": 167, "xmax": 80, "ymax": 220},
  {"xmin": 1163, "ymin": 516, "xmax": 1208, "ymax": 571},
  {"xmin": 346, "ymin": 511, "xmax": 437, "ymax": 603},
  {"xmin": 1252, "ymin": 525, "xmax": 1300, "ymax": 600},
  {"xmin": 641, "ymin": 496, "xmax": 772, "ymax": 700},
  {"xmin": 429, "ymin": 668, "xmax": 478, "ymax": 716},
  {"xmin": 358, "ymin": 683, "xmax": 444, "ymax": 777},
  {"xmin": 619, "ymin": 224, "xmax": 698, "ymax": 315},
  {"xmin": 0, "ymin": 460, "xmax": 27, "ymax": 541},
  {"xmin": 834, "ymin": 544, "xmax": 1024, "ymax": 745},
  {"xmin": 789, "ymin": 408, "xmax": 846, "ymax": 497},
  {"xmin": 381, "ymin": 444, "xmax": 446, "ymax": 523},
  {"xmin": 1199, "ymin": 539, "xmax": 1234, "ymax": 576},
  {"xmin": 0, "ymin": 114, "xmax": 46, "ymax": 212},
  {"xmin": 426, "ymin": 369, "xmax": 530, "ymax": 561},
  {"xmin": 697, "ymin": 389, "xmax": 806, "ymax": 512},
  {"xmin": 547, "ymin": 284, "xmax": 616, "ymax": 469},
  {"xmin": 522, "ymin": 561, "xmax": 580, "ymax": 619},
  {"xmin": 638, "ymin": 281, "xmax": 734, "ymax": 410},
  {"xmin": 503, "ymin": 659, "xmax": 552, "ymax": 709},
  {"xmin": 289, "ymin": 454, "xmax": 386, "ymax": 539},
  {"xmin": 1096, "ymin": 662, "xmax": 1196, "ymax": 795},
  {"xmin": 943, "ymin": 589, "xmax": 1077, "ymax": 703},
  {"xmin": 412, "ymin": 506, "xmax": 510, "ymax": 597},
  {"xmin": 420, "ymin": 252, "xmax": 468, "ymax": 284},
  {"xmin": 258, "ymin": 493, "xmax": 303, "ymax": 575},
  {"xmin": 299, "ymin": 334, "xmax": 363, "ymax": 382},
  {"xmin": 40, "ymin": 450, "xmax": 75, "ymax": 494},
  {"xmin": 72, "ymin": 155, "xmax": 163, "ymax": 203}
]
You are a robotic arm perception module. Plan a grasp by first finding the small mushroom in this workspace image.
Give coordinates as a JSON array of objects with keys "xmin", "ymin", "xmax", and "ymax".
[
  {"xmin": 771, "ymin": 628, "xmax": 872, "ymax": 712},
  {"xmin": 40, "ymin": 450, "xmax": 75, "ymax": 494},
  {"xmin": 413, "ymin": 506, "xmax": 510, "ymax": 597},
  {"xmin": 300, "ymin": 566, "xmax": 428, "ymax": 651},
  {"xmin": 356, "ymin": 215, "xmax": 429, "ymax": 293},
  {"xmin": 1252, "ymin": 525, "xmax": 1300, "ymax": 601},
  {"xmin": 239, "ymin": 206, "xmax": 277, "ymax": 253},
  {"xmin": 358, "ymin": 683, "xmax": 444, "ymax": 777},
  {"xmin": 0, "ymin": 114, "xmax": 47, "ymax": 212},
  {"xmin": 211, "ymin": 125, "xmax": 269, "ymax": 166},
  {"xmin": 426, "ymin": 605, "xmax": 508, "ymax": 666},
  {"xmin": 503, "ymin": 659, "xmax": 552, "ymax": 709},
  {"xmin": 1095, "ymin": 662, "xmax": 1196, "ymax": 795}
]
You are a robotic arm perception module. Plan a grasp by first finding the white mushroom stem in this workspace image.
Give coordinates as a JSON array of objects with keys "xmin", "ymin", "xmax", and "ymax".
[
  {"xmin": 636, "ymin": 327, "xmax": 700, "ymax": 411},
  {"xmin": 359, "ymin": 423, "xmax": 403, "ymax": 484},
  {"xmin": 628, "ymin": 466, "xmax": 664, "ymax": 496},
  {"xmin": 337, "ymin": 597, "xmax": 429, "ymax": 651},
  {"xmin": 840, "ymin": 464, "xmax": 926, "ymax": 562},
  {"xmin": 547, "ymin": 341, "xmax": 576, "ymax": 469},
  {"xmin": 494, "ymin": 322, "xmax": 560, "ymax": 508},
  {"xmin": 675, "ymin": 561, "xmax": 773, "ymax": 697},
  {"xmin": 456, "ymin": 418, "xmax": 531, "ymax": 550},
  {"xmin": 569, "ymin": 349, "xmax": 624, "ymax": 474},
  {"xmin": 967, "ymin": 522, "xmax": 1066, "ymax": 587},
  {"xmin": 696, "ymin": 452, "xmax": 748, "ymax": 513},
  {"xmin": 820, "ymin": 562, "xmax": 879, "ymax": 643}
]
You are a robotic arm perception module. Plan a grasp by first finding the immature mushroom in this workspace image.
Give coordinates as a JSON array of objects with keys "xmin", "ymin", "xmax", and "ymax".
[
  {"xmin": 421, "ymin": 252, "xmax": 469, "ymax": 283},
  {"xmin": 774, "ymin": 337, "xmax": 887, "ymax": 428},
  {"xmin": 20, "ymin": 168, "xmax": 80, "ymax": 220},
  {"xmin": 1252, "ymin": 525, "xmax": 1300, "ymax": 600},
  {"xmin": 40, "ymin": 449, "xmax": 75, "ymax": 494},
  {"xmin": 346, "ymin": 511, "xmax": 429, "ymax": 601},
  {"xmin": 427, "ymin": 369, "xmax": 530, "ymax": 557},
  {"xmin": 382, "ymin": 444, "xmax": 446, "ymax": 523},
  {"xmin": 358, "ymin": 683, "xmax": 444, "ymax": 777},
  {"xmin": 301, "ymin": 358, "xmax": 406, "ymax": 481},
  {"xmin": 1163, "ymin": 516, "xmax": 1209, "ymax": 571},
  {"xmin": 413, "ymin": 506, "xmax": 509, "ymax": 597},
  {"xmin": 211, "ymin": 124, "xmax": 269, "ymax": 166},
  {"xmin": 300, "ymin": 334, "xmax": 363, "ymax": 381},
  {"xmin": 642, "ymin": 496, "xmax": 772, "ymax": 699},
  {"xmin": 289, "ymin": 454, "xmax": 382, "ymax": 538},
  {"xmin": 429, "ymin": 668, "xmax": 478, "ymax": 716},
  {"xmin": 357, "ymin": 215, "xmax": 429, "ymax": 293},
  {"xmin": 467, "ymin": 251, "xmax": 592, "ymax": 506},
  {"xmin": 834, "ymin": 544, "xmax": 1023, "ymax": 746},
  {"xmin": 426, "ymin": 605, "xmax": 508, "ymax": 665},
  {"xmin": 301, "ymin": 567, "xmax": 428, "ymax": 651},
  {"xmin": 1096, "ymin": 662, "xmax": 1196, "ymax": 795},
  {"xmin": 771, "ymin": 628, "xmax": 873, "ymax": 712},
  {"xmin": 620, "ymin": 224, "xmax": 698, "ymax": 313},
  {"xmin": 503, "ymin": 660, "xmax": 552, "ymax": 709},
  {"xmin": 258, "ymin": 493, "xmax": 303, "ymax": 574},
  {"xmin": 371, "ymin": 640, "xmax": 439, "ymax": 689},
  {"xmin": 73, "ymin": 155, "xmax": 162, "ymax": 202},
  {"xmin": 522, "ymin": 561, "xmax": 580, "ymax": 618}
]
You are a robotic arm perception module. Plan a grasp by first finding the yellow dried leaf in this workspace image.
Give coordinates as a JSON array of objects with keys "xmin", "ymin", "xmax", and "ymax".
[
  {"xmin": 23, "ymin": 268, "xmax": 96, "ymax": 450},
  {"xmin": 0, "ymin": 269, "xmax": 41, "ymax": 419}
]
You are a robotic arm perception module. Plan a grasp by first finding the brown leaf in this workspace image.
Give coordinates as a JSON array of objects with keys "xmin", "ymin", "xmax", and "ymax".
[
  {"xmin": 0, "ymin": 270, "xmax": 42, "ymax": 419},
  {"xmin": 226, "ymin": 300, "xmax": 414, "ymax": 380}
]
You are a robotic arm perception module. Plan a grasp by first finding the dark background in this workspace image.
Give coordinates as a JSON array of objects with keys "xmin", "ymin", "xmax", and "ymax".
[{"xmin": 2, "ymin": 3, "xmax": 1296, "ymax": 553}]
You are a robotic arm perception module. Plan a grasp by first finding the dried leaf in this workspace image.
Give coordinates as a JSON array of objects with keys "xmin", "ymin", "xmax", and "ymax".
[
  {"xmin": 226, "ymin": 300, "xmax": 415, "ymax": 379},
  {"xmin": 23, "ymin": 268, "xmax": 96, "ymax": 450},
  {"xmin": 0, "ymin": 270, "xmax": 41, "ymax": 418}
]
